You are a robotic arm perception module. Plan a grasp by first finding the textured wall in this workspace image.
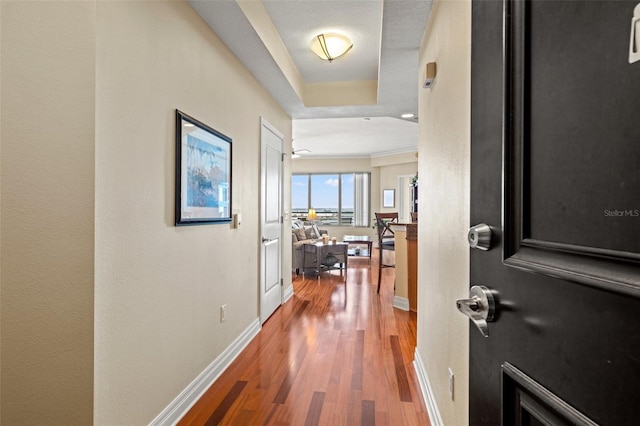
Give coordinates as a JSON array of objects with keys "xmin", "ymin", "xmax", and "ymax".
[
  {"xmin": 416, "ymin": 1, "xmax": 471, "ymax": 425},
  {"xmin": 0, "ymin": 2, "xmax": 96, "ymax": 424},
  {"xmin": 94, "ymin": 1, "xmax": 290, "ymax": 424}
]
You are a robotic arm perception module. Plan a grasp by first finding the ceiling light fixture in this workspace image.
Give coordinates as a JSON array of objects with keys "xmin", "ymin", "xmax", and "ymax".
[
  {"xmin": 310, "ymin": 33, "xmax": 353, "ymax": 63},
  {"xmin": 401, "ymin": 113, "xmax": 415, "ymax": 119}
]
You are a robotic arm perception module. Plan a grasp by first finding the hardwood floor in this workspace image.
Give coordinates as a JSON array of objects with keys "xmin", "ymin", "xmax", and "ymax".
[{"xmin": 179, "ymin": 251, "xmax": 430, "ymax": 425}]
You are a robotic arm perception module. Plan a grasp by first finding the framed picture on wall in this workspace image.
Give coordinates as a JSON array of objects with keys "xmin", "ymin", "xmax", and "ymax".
[
  {"xmin": 383, "ymin": 189, "xmax": 395, "ymax": 208},
  {"xmin": 175, "ymin": 109, "xmax": 232, "ymax": 225}
]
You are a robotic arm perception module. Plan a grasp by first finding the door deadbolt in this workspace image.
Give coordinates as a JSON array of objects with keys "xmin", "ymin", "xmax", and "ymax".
[
  {"xmin": 456, "ymin": 285, "xmax": 496, "ymax": 337},
  {"xmin": 468, "ymin": 223, "xmax": 492, "ymax": 251}
]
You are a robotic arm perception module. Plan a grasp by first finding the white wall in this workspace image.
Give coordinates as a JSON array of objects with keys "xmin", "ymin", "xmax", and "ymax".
[
  {"xmin": 1, "ymin": 2, "xmax": 96, "ymax": 423},
  {"xmin": 378, "ymin": 162, "xmax": 418, "ymax": 214},
  {"xmin": 94, "ymin": 2, "xmax": 291, "ymax": 424},
  {"xmin": 371, "ymin": 152, "xmax": 418, "ymax": 217},
  {"xmin": 416, "ymin": 1, "xmax": 471, "ymax": 425}
]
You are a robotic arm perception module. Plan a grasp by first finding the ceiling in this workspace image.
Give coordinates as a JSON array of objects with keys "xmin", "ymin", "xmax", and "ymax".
[{"xmin": 189, "ymin": 0, "xmax": 433, "ymax": 158}]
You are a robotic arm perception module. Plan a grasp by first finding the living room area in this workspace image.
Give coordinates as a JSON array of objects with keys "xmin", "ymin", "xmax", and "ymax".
[
  {"xmin": 290, "ymin": 154, "xmax": 417, "ymax": 241},
  {"xmin": 290, "ymin": 152, "xmax": 418, "ymax": 299}
]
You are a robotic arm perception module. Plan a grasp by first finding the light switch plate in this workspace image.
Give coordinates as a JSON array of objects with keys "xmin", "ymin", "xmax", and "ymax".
[{"xmin": 232, "ymin": 213, "xmax": 241, "ymax": 228}]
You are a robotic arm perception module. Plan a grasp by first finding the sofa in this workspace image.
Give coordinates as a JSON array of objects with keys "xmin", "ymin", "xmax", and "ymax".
[{"xmin": 291, "ymin": 220, "xmax": 327, "ymax": 274}]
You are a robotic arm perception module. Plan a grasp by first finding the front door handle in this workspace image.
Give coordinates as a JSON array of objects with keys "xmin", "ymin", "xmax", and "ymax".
[
  {"xmin": 262, "ymin": 237, "xmax": 273, "ymax": 243},
  {"xmin": 468, "ymin": 223, "xmax": 492, "ymax": 250},
  {"xmin": 456, "ymin": 285, "xmax": 496, "ymax": 337}
]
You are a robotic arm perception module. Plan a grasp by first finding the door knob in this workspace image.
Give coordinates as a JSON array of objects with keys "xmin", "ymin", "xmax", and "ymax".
[
  {"xmin": 468, "ymin": 223, "xmax": 492, "ymax": 250},
  {"xmin": 262, "ymin": 237, "xmax": 272, "ymax": 243},
  {"xmin": 456, "ymin": 285, "xmax": 496, "ymax": 337}
]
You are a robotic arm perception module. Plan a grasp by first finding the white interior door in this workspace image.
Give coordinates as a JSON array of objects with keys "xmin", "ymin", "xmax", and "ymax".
[
  {"xmin": 259, "ymin": 118, "xmax": 283, "ymax": 323},
  {"xmin": 397, "ymin": 175, "xmax": 413, "ymax": 223}
]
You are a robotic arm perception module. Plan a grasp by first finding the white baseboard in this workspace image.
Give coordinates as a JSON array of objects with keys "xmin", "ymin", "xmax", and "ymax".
[
  {"xmin": 413, "ymin": 348, "xmax": 444, "ymax": 426},
  {"xmin": 283, "ymin": 283, "xmax": 294, "ymax": 303},
  {"xmin": 149, "ymin": 318, "xmax": 261, "ymax": 426},
  {"xmin": 393, "ymin": 296, "xmax": 410, "ymax": 311}
]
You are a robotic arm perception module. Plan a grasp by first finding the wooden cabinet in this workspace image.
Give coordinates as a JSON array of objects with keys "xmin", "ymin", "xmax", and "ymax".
[
  {"xmin": 406, "ymin": 224, "xmax": 418, "ymax": 312},
  {"xmin": 390, "ymin": 223, "xmax": 418, "ymax": 313}
]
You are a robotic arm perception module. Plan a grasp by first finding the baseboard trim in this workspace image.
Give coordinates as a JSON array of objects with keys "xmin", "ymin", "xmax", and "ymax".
[
  {"xmin": 149, "ymin": 318, "xmax": 261, "ymax": 426},
  {"xmin": 413, "ymin": 348, "xmax": 444, "ymax": 426},
  {"xmin": 283, "ymin": 283, "xmax": 294, "ymax": 303},
  {"xmin": 393, "ymin": 296, "xmax": 410, "ymax": 311}
]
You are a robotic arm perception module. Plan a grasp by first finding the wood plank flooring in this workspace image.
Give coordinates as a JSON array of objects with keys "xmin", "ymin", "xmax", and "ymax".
[{"xmin": 178, "ymin": 251, "xmax": 430, "ymax": 425}]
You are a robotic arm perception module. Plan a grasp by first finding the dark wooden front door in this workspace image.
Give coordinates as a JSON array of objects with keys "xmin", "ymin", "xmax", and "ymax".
[{"xmin": 470, "ymin": 1, "xmax": 640, "ymax": 424}]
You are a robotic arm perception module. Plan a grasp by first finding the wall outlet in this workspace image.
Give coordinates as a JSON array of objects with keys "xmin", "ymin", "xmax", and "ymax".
[
  {"xmin": 448, "ymin": 368, "xmax": 454, "ymax": 400},
  {"xmin": 220, "ymin": 304, "xmax": 227, "ymax": 323}
]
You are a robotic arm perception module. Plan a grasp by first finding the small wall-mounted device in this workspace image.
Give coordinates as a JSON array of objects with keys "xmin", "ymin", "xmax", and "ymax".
[
  {"xmin": 232, "ymin": 212, "xmax": 241, "ymax": 228},
  {"xmin": 629, "ymin": 3, "xmax": 640, "ymax": 64},
  {"xmin": 423, "ymin": 62, "xmax": 437, "ymax": 88}
]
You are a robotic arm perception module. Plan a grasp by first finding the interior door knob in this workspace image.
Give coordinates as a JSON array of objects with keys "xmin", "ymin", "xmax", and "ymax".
[
  {"xmin": 456, "ymin": 285, "xmax": 496, "ymax": 337},
  {"xmin": 468, "ymin": 223, "xmax": 492, "ymax": 251}
]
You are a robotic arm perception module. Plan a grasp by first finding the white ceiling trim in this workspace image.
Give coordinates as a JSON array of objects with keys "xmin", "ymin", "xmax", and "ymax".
[{"xmin": 189, "ymin": 0, "xmax": 433, "ymax": 158}]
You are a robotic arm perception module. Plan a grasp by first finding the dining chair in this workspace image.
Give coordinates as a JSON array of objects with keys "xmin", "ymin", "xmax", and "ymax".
[{"xmin": 375, "ymin": 212, "xmax": 398, "ymax": 293}]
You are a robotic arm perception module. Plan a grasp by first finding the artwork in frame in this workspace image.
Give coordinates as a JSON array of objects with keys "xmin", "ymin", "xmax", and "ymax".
[
  {"xmin": 383, "ymin": 189, "xmax": 395, "ymax": 208},
  {"xmin": 175, "ymin": 110, "xmax": 232, "ymax": 225}
]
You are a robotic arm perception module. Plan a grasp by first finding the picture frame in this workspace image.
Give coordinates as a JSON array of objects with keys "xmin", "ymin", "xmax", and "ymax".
[
  {"xmin": 175, "ymin": 109, "xmax": 232, "ymax": 225},
  {"xmin": 383, "ymin": 189, "xmax": 395, "ymax": 208}
]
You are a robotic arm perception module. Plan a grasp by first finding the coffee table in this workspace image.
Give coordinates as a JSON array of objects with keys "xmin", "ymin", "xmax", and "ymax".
[
  {"xmin": 342, "ymin": 235, "xmax": 373, "ymax": 263},
  {"xmin": 302, "ymin": 242, "xmax": 348, "ymax": 280}
]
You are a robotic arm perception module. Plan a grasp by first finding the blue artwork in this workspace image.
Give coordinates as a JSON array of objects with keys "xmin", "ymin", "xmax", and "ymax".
[{"xmin": 186, "ymin": 134, "xmax": 227, "ymax": 208}]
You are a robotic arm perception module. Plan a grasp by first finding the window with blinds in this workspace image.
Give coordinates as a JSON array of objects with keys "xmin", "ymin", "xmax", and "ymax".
[{"xmin": 292, "ymin": 172, "xmax": 370, "ymax": 227}]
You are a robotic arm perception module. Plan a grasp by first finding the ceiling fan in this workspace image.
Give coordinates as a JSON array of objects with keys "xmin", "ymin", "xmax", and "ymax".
[
  {"xmin": 291, "ymin": 148, "xmax": 310, "ymax": 159},
  {"xmin": 291, "ymin": 139, "xmax": 311, "ymax": 158}
]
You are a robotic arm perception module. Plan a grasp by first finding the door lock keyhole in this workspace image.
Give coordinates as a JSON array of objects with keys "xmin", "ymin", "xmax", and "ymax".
[{"xmin": 468, "ymin": 223, "xmax": 492, "ymax": 251}]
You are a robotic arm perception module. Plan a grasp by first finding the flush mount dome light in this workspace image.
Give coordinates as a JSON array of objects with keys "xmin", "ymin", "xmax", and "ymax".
[{"xmin": 310, "ymin": 33, "xmax": 353, "ymax": 62}]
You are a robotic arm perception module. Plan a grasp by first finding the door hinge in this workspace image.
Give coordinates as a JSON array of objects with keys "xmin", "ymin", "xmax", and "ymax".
[
  {"xmin": 280, "ymin": 216, "xmax": 284, "ymax": 224},
  {"xmin": 281, "ymin": 153, "xmax": 285, "ymax": 161},
  {"xmin": 280, "ymin": 278, "xmax": 283, "ymax": 286}
]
